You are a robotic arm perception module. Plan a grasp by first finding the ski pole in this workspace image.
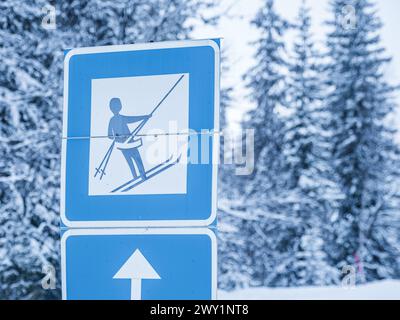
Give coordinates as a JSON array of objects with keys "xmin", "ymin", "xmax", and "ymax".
[
  {"xmin": 99, "ymin": 140, "xmax": 115, "ymax": 180},
  {"xmin": 94, "ymin": 140, "xmax": 115, "ymax": 178}
]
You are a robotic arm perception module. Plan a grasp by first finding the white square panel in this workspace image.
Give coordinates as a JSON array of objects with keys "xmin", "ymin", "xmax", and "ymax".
[{"xmin": 88, "ymin": 74, "xmax": 189, "ymax": 196}]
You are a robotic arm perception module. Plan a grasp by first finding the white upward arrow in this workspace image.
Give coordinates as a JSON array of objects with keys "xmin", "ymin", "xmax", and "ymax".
[{"xmin": 113, "ymin": 249, "xmax": 161, "ymax": 300}]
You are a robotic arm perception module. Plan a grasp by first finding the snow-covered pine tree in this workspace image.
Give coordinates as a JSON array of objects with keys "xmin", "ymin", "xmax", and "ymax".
[
  {"xmin": 0, "ymin": 0, "xmax": 62, "ymax": 300},
  {"xmin": 325, "ymin": 0, "xmax": 400, "ymax": 282},
  {"xmin": 244, "ymin": 0, "xmax": 289, "ymax": 183},
  {"xmin": 217, "ymin": 50, "xmax": 237, "ymax": 290},
  {"xmin": 218, "ymin": 52, "xmax": 234, "ymax": 195},
  {"xmin": 280, "ymin": 1, "xmax": 342, "ymax": 286},
  {"xmin": 0, "ymin": 0, "xmax": 215, "ymax": 299},
  {"xmin": 57, "ymin": 0, "xmax": 215, "ymax": 46},
  {"xmin": 238, "ymin": 0, "xmax": 295, "ymax": 287}
]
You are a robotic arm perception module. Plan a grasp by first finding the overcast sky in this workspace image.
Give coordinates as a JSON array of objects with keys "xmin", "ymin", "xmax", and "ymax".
[{"xmin": 192, "ymin": 0, "xmax": 400, "ymax": 141}]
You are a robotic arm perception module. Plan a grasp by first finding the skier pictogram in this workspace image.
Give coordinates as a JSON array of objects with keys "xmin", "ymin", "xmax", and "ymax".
[{"xmin": 94, "ymin": 74, "xmax": 185, "ymax": 192}]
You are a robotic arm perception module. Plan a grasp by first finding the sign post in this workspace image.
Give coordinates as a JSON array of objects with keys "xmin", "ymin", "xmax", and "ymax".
[{"xmin": 61, "ymin": 39, "xmax": 220, "ymax": 300}]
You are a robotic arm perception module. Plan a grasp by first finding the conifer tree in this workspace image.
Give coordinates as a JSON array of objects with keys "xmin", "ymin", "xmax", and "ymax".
[
  {"xmin": 281, "ymin": 0, "xmax": 342, "ymax": 286},
  {"xmin": 325, "ymin": 0, "xmax": 400, "ymax": 281},
  {"xmin": 240, "ymin": 0, "xmax": 293, "ymax": 286},
  {"xmin": 244, "ymin": 0, "xmax": 289, "ymax": 180}
]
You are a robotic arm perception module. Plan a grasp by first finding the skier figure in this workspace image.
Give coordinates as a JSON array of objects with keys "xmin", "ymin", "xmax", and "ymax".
[{"xmin": 108, "ymin": 97, "xmax": 150, "ymax": 180}]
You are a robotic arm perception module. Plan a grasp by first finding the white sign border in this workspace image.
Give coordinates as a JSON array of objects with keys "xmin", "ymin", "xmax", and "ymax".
[
  {"xmin": 61, "ymin": 228, "xmax": 217, "ymax": 300},
  {"xmin": 61, "ymin": 39, "xmax": 220, "ymax": 228}
]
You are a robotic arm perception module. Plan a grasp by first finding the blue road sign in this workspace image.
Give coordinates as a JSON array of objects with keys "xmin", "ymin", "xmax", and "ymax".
[
  {"xmin": 61, "ymin": 229, "xmax": 217, "ymax": 300},
  {"xmin": 61, "ymin": 40, "xmax": 220, "ymax": 228}
]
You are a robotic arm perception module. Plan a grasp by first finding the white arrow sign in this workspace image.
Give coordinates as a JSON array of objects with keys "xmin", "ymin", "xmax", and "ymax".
[{"xmin": 113, "ymin": 249, "xmax": 161, "ymax": 300}]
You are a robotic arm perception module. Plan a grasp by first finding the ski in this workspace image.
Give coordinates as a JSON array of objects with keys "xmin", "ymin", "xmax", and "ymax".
[
  {"xmin": 121, "ymin": 158, "xmax": 180, "ymax": 192},
  {"xmin": 111, "ymin": 155, "xmax": 177, "ymax": 193}
]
